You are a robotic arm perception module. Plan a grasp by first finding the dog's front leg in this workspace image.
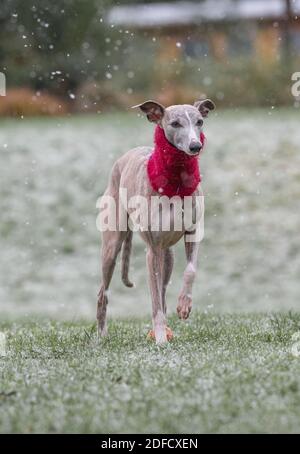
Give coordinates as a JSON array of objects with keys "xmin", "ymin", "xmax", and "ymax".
[
  {"xmin": 177, "ymin": 233, "xmax": 200, "ymax": 320},
  {"xmin": 162, "ymin": 248, "xmax": 174, "ymax": 315},
  {"xmin": 146, "ymin": 247, "xmax": 167, "ymax": 344}
]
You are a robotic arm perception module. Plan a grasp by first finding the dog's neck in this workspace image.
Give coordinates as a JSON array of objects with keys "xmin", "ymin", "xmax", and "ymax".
[{"xmin": 147, "ymin": 125, "xmax": 204, "ymax": 198}]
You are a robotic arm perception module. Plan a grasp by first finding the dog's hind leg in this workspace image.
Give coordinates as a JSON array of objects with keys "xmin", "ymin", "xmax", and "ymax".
[
  {"xmin": 121, "ymin": 230, "xmax": 134, "ymax": 288},
  {"xmin": 97, "ymin": 230, "xmax": 126, "ymax": 337}
]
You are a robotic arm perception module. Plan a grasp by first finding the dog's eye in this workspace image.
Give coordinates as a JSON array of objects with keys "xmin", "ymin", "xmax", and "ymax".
[
  {"xmin": 196, "ymin": 119, "xmax": 203, "ymax": 127},
  {"xmin": 171, "ymin": 121, "xmax": 182, "ymax": 128}
]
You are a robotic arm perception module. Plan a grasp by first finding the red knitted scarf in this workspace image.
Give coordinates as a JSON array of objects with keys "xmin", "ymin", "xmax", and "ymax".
[{"xmin": 147, "ymin": 125, "xmax": 205, "ymax": 198}]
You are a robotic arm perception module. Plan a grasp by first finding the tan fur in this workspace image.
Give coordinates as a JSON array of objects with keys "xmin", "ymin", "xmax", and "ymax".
[{"xmin": 97, "ymin": 100, "xmax": 215, "ymax": 344}]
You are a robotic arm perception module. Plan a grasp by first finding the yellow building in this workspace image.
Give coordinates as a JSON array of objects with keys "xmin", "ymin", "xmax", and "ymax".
[{"xmin": 107, "ymin": 0, "xmax": 300, "ymax": 65}]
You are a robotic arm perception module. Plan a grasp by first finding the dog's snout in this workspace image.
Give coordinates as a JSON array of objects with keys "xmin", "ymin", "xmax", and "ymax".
[{"xmin": 189, "ymin": 141, "xmax": 202, "ymax": 153}]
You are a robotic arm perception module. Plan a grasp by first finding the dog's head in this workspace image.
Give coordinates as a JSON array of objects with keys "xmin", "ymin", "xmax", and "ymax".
[{"xmin": 133, "ymin": 99, "xmax": 215, "ymax": 156}]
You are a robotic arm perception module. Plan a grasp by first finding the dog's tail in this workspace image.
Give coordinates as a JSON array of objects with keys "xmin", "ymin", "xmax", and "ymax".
[{"xmin": 121, "ymin": 230, "xmax": 134, "ymax": 288}]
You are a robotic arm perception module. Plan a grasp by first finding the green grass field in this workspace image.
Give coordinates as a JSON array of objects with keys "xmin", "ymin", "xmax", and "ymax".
[
  {"xmin": 0, "ymin": 108, "xmax": 299, "ymax": 433},
  {"xmin": 1, "ymin": 313, "xmax": 300, "ymax": 433}
]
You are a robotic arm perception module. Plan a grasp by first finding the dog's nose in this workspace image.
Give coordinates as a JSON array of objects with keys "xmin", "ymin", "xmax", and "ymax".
[{"xmin": 189, "ymin": 141, "xmax": 202, "ymax": 153}]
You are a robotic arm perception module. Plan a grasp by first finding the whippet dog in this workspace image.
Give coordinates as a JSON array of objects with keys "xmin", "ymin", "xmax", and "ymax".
[{"xmin": 97, "ymin": 99, "xmax": 215, "ymax": 344}]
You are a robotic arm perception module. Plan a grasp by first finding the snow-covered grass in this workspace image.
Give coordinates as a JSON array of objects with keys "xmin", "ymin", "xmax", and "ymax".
[
  {"xmin": 0, "ymin": 108, "xmax": 299, "ymax": 320},
  {"xmin": 0, "ymin": 109, "xmax": 299, "ymax": 434},
  {"xmin": 1, "ymin": 313, "xmax": 300, "ymax": 433}
]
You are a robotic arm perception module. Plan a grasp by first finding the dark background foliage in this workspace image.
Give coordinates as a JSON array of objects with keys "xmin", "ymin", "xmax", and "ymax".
[{"xmin": 0, "ymin": 0, "xmax": 299, "ymax": 110}]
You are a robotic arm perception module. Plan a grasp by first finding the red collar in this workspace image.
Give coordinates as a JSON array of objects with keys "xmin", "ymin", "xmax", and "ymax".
[{"xmin": 147, "ymin": 125, "xmax": 205, "ymax": 198}]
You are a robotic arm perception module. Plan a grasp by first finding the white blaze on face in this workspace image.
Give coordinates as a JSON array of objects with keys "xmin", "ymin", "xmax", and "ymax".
[{"xmin": 185, "ymin": 111, "xmax": 198, "ymax": 145}]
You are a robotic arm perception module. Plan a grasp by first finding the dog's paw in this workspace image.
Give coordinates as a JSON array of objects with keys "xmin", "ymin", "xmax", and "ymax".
[
  {"xmin": 177, "ymin": 294, "xmax": 192, "ymax": 320},
  {"xmin": 97, "ymin": 326, "xmax": 108, "ymax": 338},
  {"xmin": 147, "ymin": 326, "xmax": 173, "ymax": 342}
]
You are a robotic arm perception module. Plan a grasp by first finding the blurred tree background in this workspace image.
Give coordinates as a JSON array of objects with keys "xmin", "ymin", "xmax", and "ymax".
[
  {"xmin": 0, "ymin": 0, "xmax": 111, "ymax": 94},
  {"xmin": 0, "ymin": 0, "xmax": 299, "ymax": 114}
]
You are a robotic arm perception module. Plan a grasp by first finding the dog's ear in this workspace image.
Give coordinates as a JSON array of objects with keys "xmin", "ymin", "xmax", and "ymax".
[
  {"xmin": 132, "ymin": 100, "xmax": 165, "ymax": 123},
  {"xmin": 194, "ymin": 99, "xmax": 215, "ymax": 118}
]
